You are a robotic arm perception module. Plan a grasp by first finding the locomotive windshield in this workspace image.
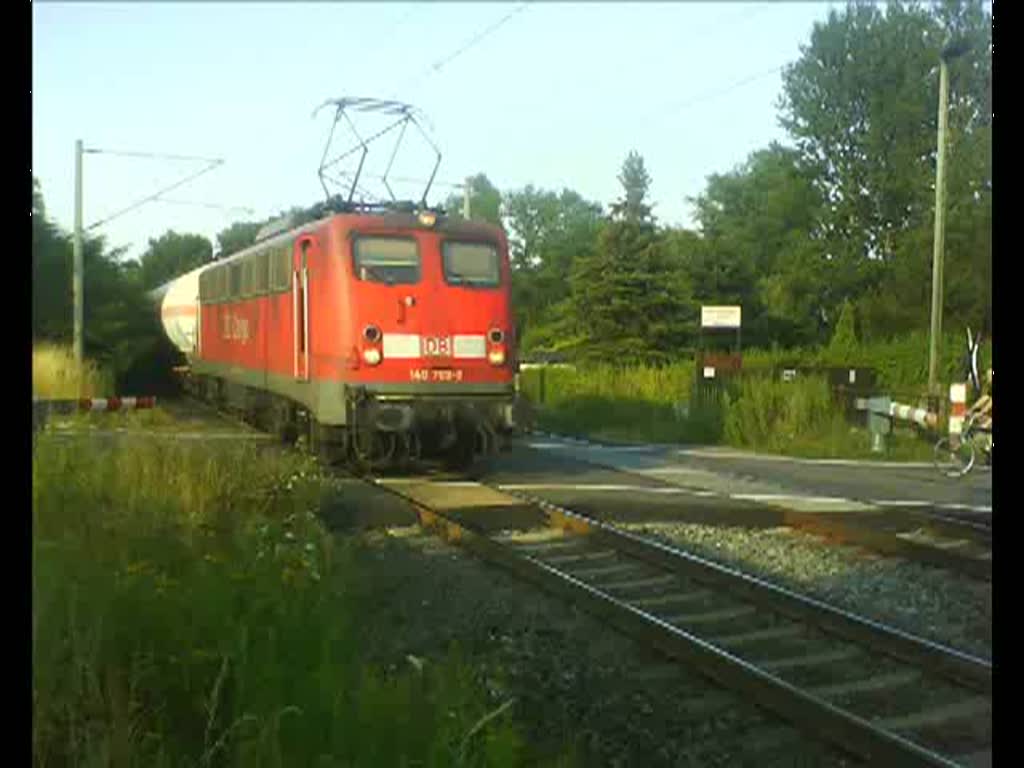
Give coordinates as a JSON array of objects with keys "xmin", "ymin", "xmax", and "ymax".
[
  {"xmin": 353, "ymin": 236, "xmax": 420, "ymax": 285},
  {"xmin": 442, "ymin": 241, "xmax": 500, "ymax": 288}
]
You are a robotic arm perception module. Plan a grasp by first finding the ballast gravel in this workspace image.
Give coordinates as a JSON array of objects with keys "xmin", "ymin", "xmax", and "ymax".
[
  {"xmin": 621, "ymin": 521, "xmax": 992, "ymax": 659},
  {"xmin": 332, "ymin": 522, "xmax": 853, "ymax": 768}
]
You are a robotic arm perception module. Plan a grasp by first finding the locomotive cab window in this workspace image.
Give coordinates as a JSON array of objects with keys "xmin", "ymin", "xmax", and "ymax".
[
  {"xmin": 442, "ymin": 241, "xmax": 500, "ymax": 287},
  {"xmin": 353, "ymin": 236, "xmax": 420, "ymax": 285}
]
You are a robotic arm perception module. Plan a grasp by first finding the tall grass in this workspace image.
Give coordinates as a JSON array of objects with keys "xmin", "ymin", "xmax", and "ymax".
[
  {"xmin": 33, "ymin": 438, "xmax": 548, "ymax": 767},
  {"xmin": 520, "ymin": 362, "xmax": 692, "ymax": 407},
  {"xmin": 33, "ymin": 343, "xmax": 112, "ymax": 399},
  {"xmin": 520, "ymin": 362, "xmax": 934, "ymax": 459},
  {"xmin": 720, "ymin": 374, "xmax": 847, "ymax": 455},
  {"xmin": 517, "ymin": 363, "xmax": 703, "ymax": 442}
]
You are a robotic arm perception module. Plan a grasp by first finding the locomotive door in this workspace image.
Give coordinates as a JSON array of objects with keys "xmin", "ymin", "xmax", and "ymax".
[{"xmin": 292, "ymin": 237, "xmax": 315, "ymax": 381}]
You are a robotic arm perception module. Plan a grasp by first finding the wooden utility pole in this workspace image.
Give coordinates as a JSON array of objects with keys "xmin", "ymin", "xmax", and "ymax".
[
  {"xmin": 463, "ymin": 177, "xmax": 471, "ymax": 219},
  {"xmin": 928, "ymin": 40, "xmax": 970, "ymax": 397}
]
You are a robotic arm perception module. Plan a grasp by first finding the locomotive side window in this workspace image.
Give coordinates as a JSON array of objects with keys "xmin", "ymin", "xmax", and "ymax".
[
  {"xmin": 270, "ymin": 247, "xmax": 292, "ymax": 292},
  {"xmin": 442, "ymin": 241, "xmax": 500, "ymax": 287},
  {"xmin": 241, "ymin": 259, "xmax": 253, "ymax": 298},
  {"xmin": 229, "ymin": 263, "xmax": 242, "ymax": 299},
  {"xmin": 353, "ymin": 236, "xmax": 420, "ymax": 285},
  {"xmin": 215, "ymin": 266, "xmax": 227, "ymax": 301},
  {"xmin": 207, "ymin": 267, "xmax": 220, "ymax": 302},
  {"xmin": 253, "ymin": 251, "xmax": 269, "ymax": 295}
]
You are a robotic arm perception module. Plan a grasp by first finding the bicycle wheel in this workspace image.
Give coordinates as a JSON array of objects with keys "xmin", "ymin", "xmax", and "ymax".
[{"xmin": 933, "ymin": 437, "xmax": 976, "ymax": 478}]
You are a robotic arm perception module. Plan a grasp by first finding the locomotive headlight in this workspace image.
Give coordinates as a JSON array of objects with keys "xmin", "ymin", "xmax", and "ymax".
[
  {"xmin": 488, "ymin": 348, "xmax": 506, "ymax": 366},
  {"xmin": 417, "ymin": 211, "xmax": 437, "ymax": 227},
  {"xmin": 363, "ymin": 348, "xmax": 382, "ymax": 365}
]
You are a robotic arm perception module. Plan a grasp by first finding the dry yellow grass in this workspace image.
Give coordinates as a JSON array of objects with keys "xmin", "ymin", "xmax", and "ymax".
[{"xmin": 32, "ymin": 343, "xmax": 112, "ymax": 398}]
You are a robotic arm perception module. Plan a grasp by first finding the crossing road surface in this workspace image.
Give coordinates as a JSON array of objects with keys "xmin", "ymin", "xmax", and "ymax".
[{"xmin": 514, "ymin": 434, "xmax": 992, "ymax": 516}]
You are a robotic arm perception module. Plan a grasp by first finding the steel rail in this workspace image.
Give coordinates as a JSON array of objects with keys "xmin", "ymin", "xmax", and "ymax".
[{"xmin": 493, "ymin": 483, "xmax": 991, "ymax": 695}]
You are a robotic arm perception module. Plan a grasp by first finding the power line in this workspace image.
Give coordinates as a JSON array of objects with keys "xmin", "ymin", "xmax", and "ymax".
[
  {"xmin": 152, "ymin": 198, "xmax": 255, "ymax": 215},
  {"xmin": 363, "ymin": 172, "xmax": 465, "ymax": 190},
  {"xmin": 83, "ymin": 148, "xmax": 223, "ymax": 164},
  {"xmin": 651, "ymin": 4, "xmax": 771, "ymax": 72},
  {"xmin": 85, "ymin": 156, "xmax": 224, "ymax": 231},
  {"xmin": 400, "ymin": 2, "xmax": 531, "ymax": 95},
  {"xmin": 430, "ymin": 3, "xmax": 530, "ymax": 75},
  {"xmin": 650, "ymin": 64, "xmax": 787, "ymax": 124}
]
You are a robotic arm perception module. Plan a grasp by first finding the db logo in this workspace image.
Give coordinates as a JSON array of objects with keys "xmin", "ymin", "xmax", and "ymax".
[
  {"xmin": 221, "ymin": 313, "xmax": 250, "ymax": 343},
  {"xmin": 421, "ymin": 336, "xmax": 452, "ymax": 357}
]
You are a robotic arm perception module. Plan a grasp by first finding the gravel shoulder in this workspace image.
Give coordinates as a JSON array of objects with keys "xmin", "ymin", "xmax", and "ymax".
[{"xmin": 621, "ymin": 521, "xmax": 992, "ymax": 659}]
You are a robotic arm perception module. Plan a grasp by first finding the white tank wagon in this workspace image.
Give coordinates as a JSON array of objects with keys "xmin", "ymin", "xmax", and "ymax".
[{"xmin": 148, "ymin": 264, "xmax": 209, "ymax": 359}]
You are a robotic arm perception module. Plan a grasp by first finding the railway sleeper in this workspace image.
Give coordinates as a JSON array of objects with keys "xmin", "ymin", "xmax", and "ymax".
[
  {"xmin": 876, "ymin": 696, "xmax": 991, "ymax": 732},
  {"xmin": 542, "ymin": 549, "xmax": 618, "ymax": 566},
  {"xmin": 711, "ymin": 625, "xmax": 805, "ymax": 650},
  {"xmin": 600, "ymin": 574, "xmax": 677, "ymax": 595},
  {"xmin": 759, "ymin": 648, "xmax": 862, "ymax": 673},
  {"xmin": 664, "ymin": 605, "xmax": 758, "ymax": 628},
  {"xmin": 629, "ymin": 588, "xmax": 714, "ymax": 609},
  {"xmin": 807, "ymin": 670, "xmax": 922, "ymax": 699},
  {"xmin": 564, "ymin": 560, "xmax": 646, "ymax": 581}
]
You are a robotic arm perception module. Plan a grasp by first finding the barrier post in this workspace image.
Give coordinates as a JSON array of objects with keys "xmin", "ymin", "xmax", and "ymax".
[
  {"xmin": 867, "ymin": 396, "xmax": 891, "ymax": 453},
  {"xmin": 949, "ymin": 383, "xmax": 967, "ymax": 446}
]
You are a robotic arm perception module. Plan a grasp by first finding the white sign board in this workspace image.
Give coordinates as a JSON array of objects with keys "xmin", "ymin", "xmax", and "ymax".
[{"xmin": 701, "ymin": 305, "xmax": 742, "ymax": 329}]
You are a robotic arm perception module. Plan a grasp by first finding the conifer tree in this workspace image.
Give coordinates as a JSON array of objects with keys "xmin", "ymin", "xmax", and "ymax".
[{"xmin": 570, "ymin": 152, "xmax": 689, "ymax": 363}]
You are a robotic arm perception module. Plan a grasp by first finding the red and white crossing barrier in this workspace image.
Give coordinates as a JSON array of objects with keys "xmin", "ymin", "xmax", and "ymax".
[
  {"xmin": 889, "ymin": 402, "xmax": 937, "ymax": 429},
  {"xmin": 949, "ymin": 383, "xmax": 967, "ymax": 437},
  {"xmin": 76, "ymin": 396, "xmax": 157, "ymax": 412},
  {"xmin": 854, "ymin": 398, "xmax": 938, "ymax": 429}
]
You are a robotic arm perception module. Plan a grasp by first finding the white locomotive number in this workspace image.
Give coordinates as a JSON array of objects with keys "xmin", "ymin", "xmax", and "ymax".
[
  {"xmin": 410, "ymin": 368, "xmax": 464, "ymax": 382},
  {"xmin": 421, "ymin": 336, "xmax": 452, "ymax": 357}
]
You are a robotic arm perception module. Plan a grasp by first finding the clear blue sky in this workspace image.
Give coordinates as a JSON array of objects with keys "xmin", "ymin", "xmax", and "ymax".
[{"xmin": 33, "ymin": 2, "xmax": 840, "ymax": 260}]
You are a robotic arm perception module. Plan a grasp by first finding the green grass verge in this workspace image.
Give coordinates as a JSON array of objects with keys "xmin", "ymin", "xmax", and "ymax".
[
  {"xmin": 33, "ymin": 343, "xmax": 113, "ymax": 399},
  {"xmin": 33, "ymin": 437, "xmax": 568, "ymax": 767},
  {"xmin": 522, "ymin": 366, "xmax": 935, "ymax": 461}
]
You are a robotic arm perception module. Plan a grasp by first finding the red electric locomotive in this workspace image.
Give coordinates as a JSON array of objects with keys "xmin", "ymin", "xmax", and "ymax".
[
  {"xmin": 155, "ymin": 97, "xmax": 523, "ymax": 468},
  {"xmin": 159, "ymin": 205, "xmax": 520, "ymax": 468}
]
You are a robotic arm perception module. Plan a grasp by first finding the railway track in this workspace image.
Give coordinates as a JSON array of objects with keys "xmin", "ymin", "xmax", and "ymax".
[{"xmin": 367, "ymin": 473, "xmax": 992, "ymax": 767}]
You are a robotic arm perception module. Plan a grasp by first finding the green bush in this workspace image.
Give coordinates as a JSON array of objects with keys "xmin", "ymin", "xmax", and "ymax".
[
  {"xmin": 722, "ymin": 374, "xmax": 839, "ymax": 451},
  {"xmin": 519, "ymin": 362, "xmax": 693, "ymax": 408}
]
